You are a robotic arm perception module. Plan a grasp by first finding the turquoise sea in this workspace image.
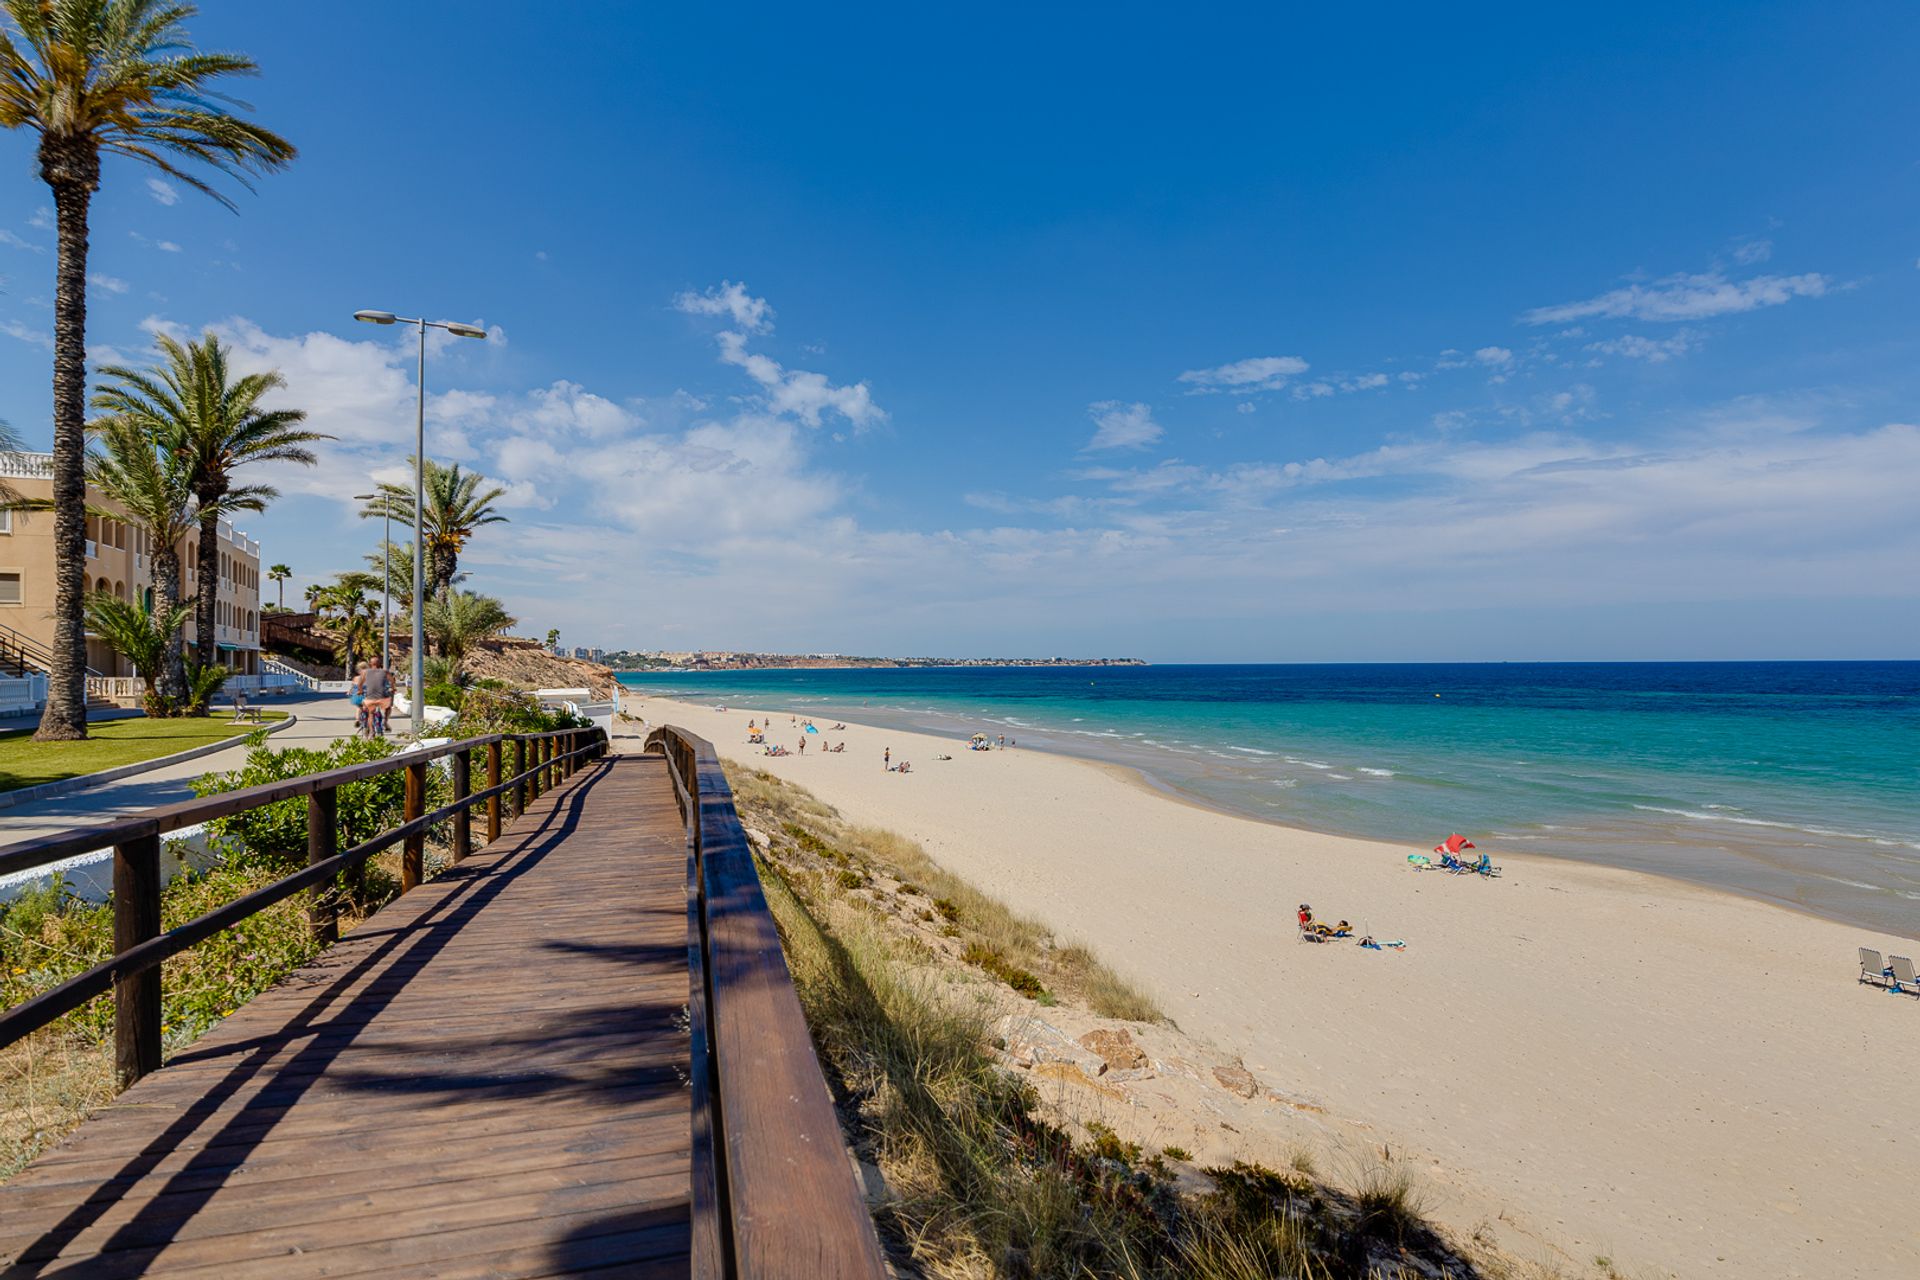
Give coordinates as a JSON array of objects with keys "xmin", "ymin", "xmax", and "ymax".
[{"xmin": 616, "ymin": 663, "xmax": 1920, "ymax": 936}]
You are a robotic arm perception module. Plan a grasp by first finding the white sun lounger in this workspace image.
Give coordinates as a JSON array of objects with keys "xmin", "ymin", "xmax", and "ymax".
[
  {"xmin": 1859, "ymin": 948, "xmax": 1890, "ymax": 987},
  {"xmin": 1890, "ymin": 955, "xmax": 1919, "ymax": 996}
]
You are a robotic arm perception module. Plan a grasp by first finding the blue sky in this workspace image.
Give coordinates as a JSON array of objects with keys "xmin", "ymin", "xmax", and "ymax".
[{"xmin": 2, "ymin": 1, "xmax": 1917, "ymax": 661}]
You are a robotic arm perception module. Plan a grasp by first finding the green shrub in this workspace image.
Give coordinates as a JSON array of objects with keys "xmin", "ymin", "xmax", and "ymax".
[
  {"xmin": 961, "ymin": 942, "xmax": 1048, "ymax": 1000},
  {"xmin": 446, "ymin": 686, "xmax": 588, "ymax": 736},
  {"xmin": 191, "ymin": 734, "xmax": 410, "ymax": 871},
  {"xmin": 424, "ymin": 682, "xmax": 465, "ymax": 711},
  {"xmin": 834, "ymin": 868, "xmax": 864, "ymax": 891}
]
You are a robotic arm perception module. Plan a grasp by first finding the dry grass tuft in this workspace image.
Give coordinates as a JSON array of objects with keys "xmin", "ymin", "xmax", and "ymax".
[
  {"xmin": 741, "ymin": 763, "xmax": 1492, "ymax": 1280},
  {"xmin": 732, "ymin": 767, "xmax": 1163, "ymax": 1022}
]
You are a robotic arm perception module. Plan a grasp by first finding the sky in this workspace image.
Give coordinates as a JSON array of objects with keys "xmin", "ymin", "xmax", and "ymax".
[{"xmin": 1, "ymin": 1, "xmax": 1917, "ymax": 662}]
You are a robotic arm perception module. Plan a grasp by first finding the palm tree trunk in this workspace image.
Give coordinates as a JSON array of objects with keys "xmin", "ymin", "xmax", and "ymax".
[
  {"xmin": 193, "ymin": 502, "xmax": 221, "ymax": 675},
  {"xmin": 32, "ymin": 141, "xmax": 101, "ymax": 742},
  {"xmin": 152, "ymin": 549, "xmax": 187, "ymax": 710}
]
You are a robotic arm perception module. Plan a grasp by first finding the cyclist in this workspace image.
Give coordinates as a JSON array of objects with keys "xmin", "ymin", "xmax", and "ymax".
[{"xmin": 361, "ymin": 655, "xmax": 394, "ymax": 738}]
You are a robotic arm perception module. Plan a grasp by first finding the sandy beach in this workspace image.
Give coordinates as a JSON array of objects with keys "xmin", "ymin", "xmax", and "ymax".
[{"xmin": 629, "ymin": 693, "xmax": 1917, "ymax": 1280}]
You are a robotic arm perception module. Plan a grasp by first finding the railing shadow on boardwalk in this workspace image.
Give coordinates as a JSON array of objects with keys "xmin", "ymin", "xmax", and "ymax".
[
  {"xmin": 2, "ymin": 726, "xmax": 893, "ymax": 1279},
  {"xmin": 2, "ymin": 762, "xmax": 690, "ymax": 1272}
]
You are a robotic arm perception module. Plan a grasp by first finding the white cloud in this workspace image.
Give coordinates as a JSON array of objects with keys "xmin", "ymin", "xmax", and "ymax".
[
  {"xmin": 678, "ymin": 282, "xmax": 882, "ymax": 429},
  {"xmin": 1474, "ymin": 346, "xmax": 1513, "ymax": 367},
  {"xmin": 1177, "ymin": 355, "xmax": 1309, "ymax": 393},
  {"xmin": 1, "ymin": 319, "xmax": 52, "ymax": 349},
  {"xmin": 1523, "ymin": 271, "xmax": 1829, "ymax": 325},
  {"xmin": 674, "ymin": 280, "xmax": 773, "ymax": 334},
  {"xmin": 146, "ymin": 178, "xmax": 179, "ymax": 206},
  {"xmin": 27, "ymin": 208, "xmax": 52, "ymax": 230},
  {"xmin": 88, "ymin": 273, "xmax": 130, "ymax": 294},
  {"xmin": 1084, "ymin": 401, "xmax": 1163, "ymax": 451},
  {"xmin": 1731, "ymin": 238, "xmax": 1773, "ymax": 265},
  {"xmin": 1585, "ymin": 331, "xmax": 1698, "ymax": 363},
  {"xmin": 0, "ymin": 229, "xmax": 43, "ymax": 253}
]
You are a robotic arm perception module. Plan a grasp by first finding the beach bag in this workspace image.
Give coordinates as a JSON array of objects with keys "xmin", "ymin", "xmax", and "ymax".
[{"xmin": 349, "ymin": 692, "xmax": 364, "ymax": 707}]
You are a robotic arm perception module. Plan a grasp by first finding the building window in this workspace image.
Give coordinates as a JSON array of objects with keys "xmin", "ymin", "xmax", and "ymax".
[
  {"xmin": 0, "ymin": 509, "xmax": 11, "ymax": 534},
  {"xmin": 0, "ymin": 572, "xmax": 20, "ymax": 605}
]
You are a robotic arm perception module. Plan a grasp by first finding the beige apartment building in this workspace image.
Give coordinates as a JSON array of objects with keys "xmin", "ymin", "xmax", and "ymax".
[{"xmin": 0, "ymin": 451, "xmax": 263, "ymax": 680}]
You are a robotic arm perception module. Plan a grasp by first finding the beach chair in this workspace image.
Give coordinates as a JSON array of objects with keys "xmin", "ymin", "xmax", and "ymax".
[
  {"xmin": 1890, "ymin": 955, "xmax": 1919, "ymax": 997},
  {"xmin": 1859, "ymin": 948, "xmax": 1891, "ymax": 987},
  {"xmin": 1470, "ymin": 853, "xmax": 1501, "ymax": 878}
]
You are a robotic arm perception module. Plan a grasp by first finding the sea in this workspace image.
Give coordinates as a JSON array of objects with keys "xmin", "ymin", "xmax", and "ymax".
[{"xmin": 615, "ymin": 662, "xmax": 1920, "ymax": 937}]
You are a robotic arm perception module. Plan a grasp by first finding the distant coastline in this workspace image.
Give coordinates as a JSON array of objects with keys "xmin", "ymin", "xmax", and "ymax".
[{"xmin": 608, "ymin": 653, "xmax": 1146, "ymax": 672}]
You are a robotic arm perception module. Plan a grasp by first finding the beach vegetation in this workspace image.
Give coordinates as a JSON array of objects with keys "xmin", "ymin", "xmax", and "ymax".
[
  {"xmin": 735, "ymin": 768, "xmax": 1161, "ymax": 1021},
  {"xmin": 740, "ymin": 771, "xmax": 1489, "ymax": 1279},
  {"xmin": 1161, "ymin": 1145, "xmax": 1191, "ymax": 1162},
  {"xmin": 0, "ymin": 0, "xmax": 295, "ymax": 742}
]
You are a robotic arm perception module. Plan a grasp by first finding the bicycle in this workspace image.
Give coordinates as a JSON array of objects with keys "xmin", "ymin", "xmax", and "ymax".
[{"xmin": 360, "ymin": 702, "xmax": 387, "ymax": 739}]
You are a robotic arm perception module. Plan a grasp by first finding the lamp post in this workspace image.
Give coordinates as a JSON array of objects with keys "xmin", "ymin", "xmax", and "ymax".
[
  {"xmin": 352, "ymin": 311, "xmax": 487, "ymax": 726},
  {"xmin": 352, "ymin": 492, "xmax": 392, "ymax": 668}
]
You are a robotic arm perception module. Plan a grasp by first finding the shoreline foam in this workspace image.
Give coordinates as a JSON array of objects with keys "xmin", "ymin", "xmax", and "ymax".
[{"xmin": 628, "ymin": 692, "xmax": 1920, "ymax": 1279}]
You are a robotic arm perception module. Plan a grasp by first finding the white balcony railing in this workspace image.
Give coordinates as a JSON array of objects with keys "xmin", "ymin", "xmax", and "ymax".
[{"xmin": 0, "ymin": 451, "xmax": 53, "ymax": 480}]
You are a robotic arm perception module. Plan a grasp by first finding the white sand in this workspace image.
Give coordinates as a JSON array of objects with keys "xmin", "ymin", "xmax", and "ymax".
[{"xmin": 629, "ymin": 695, "xmax": 1916, "ymax": 1279}]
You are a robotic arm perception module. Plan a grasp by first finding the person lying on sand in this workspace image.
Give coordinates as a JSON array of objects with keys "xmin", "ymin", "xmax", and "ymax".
[{"xmin": 1358, "ymin": 936, "xmax": 1407, "ymax": 950}]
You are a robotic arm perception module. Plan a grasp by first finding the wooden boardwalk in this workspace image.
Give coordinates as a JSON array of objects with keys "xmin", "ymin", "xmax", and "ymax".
[{"xmin": 0, "ymin": 752, "xmax": 693, "ymax": 1278}]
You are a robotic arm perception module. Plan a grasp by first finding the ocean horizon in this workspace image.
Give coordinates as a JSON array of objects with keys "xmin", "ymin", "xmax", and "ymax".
[{"xmin": 619, "ymin": 660, "xmax": 1920, "ymax": 936}]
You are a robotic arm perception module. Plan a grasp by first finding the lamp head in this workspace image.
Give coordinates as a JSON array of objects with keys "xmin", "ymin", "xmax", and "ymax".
[
  {"xmin": 444, "ymin": 322, "xmax": 488, "ymax": 339},
  {"xmin": 353, "ymin": 310, "xmax": 397, "ymax": 325}
]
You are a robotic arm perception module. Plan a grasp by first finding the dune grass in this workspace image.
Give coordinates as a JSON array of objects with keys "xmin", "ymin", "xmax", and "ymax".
[
  {"xmin": 729, "ymin": 766, "xmax": 1162, "ymax": 1022},
  {"xmin": 0, "ymin": 712, "xmax": 287, "ymax": 793},
  {"xmin": 732, "ymin": 764, "xmax": 1504, "ymax": 1279}
]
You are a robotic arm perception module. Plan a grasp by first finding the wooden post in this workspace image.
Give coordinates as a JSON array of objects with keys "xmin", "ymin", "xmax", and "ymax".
[
  {"xmin": 452, "ymin": 748, "xmax": 472, "ymax": 862},
  {"xmin": 563, "ymin": 730, "xmax": 574, "ymax": 778},
  {"xmin": 403, "ymin": 759, "xmax": 426, "ymax": 891},
  {"xmin": 307, "ymin": 787, "xmax": 339, "ymax": 946},
  {"xmin": 112, "ymin": 831, "xmax": 162, "ymax": 1087},
  {"xmin": 486, "ymin": 739, "xmax": 502, "ymax": 843},
  {"xmin": 513, "ymin": 737, "xmax": 527, "ymax": 815}
]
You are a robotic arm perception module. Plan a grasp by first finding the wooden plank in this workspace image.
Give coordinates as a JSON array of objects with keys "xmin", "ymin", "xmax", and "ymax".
[
  {"xmin": 0, "ymin": 753, "xmax": 693, "ymax": 1278},
  {"xmin": 648, "ymin": 728, "xmax": 888, "ymax": 1279}
]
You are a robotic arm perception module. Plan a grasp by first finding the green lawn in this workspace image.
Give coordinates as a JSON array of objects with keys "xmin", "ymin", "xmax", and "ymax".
[{"xmin": 0, "ymin": 712, "xmax": 287, "ymax": 794}]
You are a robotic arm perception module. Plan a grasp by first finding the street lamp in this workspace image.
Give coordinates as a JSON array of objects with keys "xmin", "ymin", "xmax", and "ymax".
[
  {"xmin": 353, "ymin": 310, "xmax": 488, "ymax": 724},
  {"xmin": 352, "ymin": 492, "xmax": 392, "ymax": 668}
]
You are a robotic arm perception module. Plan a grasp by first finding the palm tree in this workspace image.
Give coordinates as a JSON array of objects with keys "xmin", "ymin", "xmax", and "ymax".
[
  {"xmin": 331, "ymin": 593, "xmax": 378, "ymax": 671},
  {"xmin": 364, "ymin": 539, "xmax": 437, "ymax": 604},
  {"xmin": 267, "ymin": 563, "xmax": 290, "ymax": 607},
  {"xmin": 546, "ymin": 628, "xmax": 560, "ymax": 653},
  {"xmin": 0, "ymin": 0, "xmax": 296, "ymax": 741},
  {"xmin": 84, "ymin": 592, "xmax": 191, "ymax": 717},
  {"xmin": 361, "ymin": 460, "xmax": 508, "ymax": 600},
  {"xmin": 80, "ymin": 413, "xmax": 201, "ymax": 709},
  {"xmin": 422, "ymin": 591, "xmax": 515, "ymax": 673},
  {"xmin": 96, "ymin": 332, "xmax": 326, "ymax": 670}
]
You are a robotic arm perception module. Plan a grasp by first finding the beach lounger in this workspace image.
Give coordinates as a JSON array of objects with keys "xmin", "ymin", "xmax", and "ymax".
[
  {"xmin": 1859, "ymin": 948, "xmax": 1891, "ymax": 987},
  {"xmin": 1890, "ymin": 955, "xmax": 1919, "ymax": 996}
]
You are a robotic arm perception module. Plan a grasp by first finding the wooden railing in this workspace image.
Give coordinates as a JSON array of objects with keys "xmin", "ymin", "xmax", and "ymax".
[
  {"xmin": 646, "ymin": 726, "xmax": 888, "ymax": 1280},
  {"xmin": 0, "ymin": 725, "xmax": 607, "ymax": 1088}
]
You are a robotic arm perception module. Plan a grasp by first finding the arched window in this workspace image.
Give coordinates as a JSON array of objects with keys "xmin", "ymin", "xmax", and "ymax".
[{"xmin": 114, "ymin": 580, "xmax": 125, "ymax": 601}]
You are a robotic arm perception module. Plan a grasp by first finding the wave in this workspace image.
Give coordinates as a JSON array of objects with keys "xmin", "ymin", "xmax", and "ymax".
[
  {"xmin": 1356, "ymin": 767, "xmax": 1396, "ymax": 777},
  {"xmin": 1632, "ymin": 805, "xmax": 1919, "ymax": 849},
  {"xmin": 1286, "ymin": 758, "xmax": 1334, "ymax": 770},
  {"xmin": 1227, "ymin": 746, "xmax": 1279, "ymax": 756}
]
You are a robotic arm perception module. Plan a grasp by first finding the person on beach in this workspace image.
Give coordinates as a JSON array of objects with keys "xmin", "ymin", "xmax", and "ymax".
[
  {"xmin": 884, "ymin": 747, "xmax": 891, "ymax": 770},
  {"xmin": 798, "ymin": 737, "xmax": 806, "ymax": 755}
]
